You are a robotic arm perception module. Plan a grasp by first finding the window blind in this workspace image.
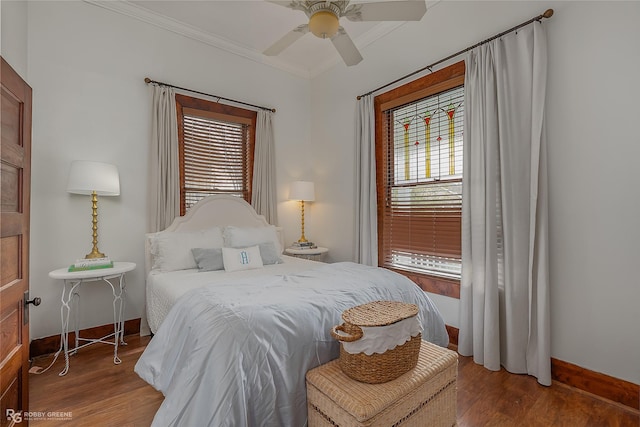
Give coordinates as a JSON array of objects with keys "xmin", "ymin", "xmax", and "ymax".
[
  {"xmin": 181, "ymin": 111, "xmax": 251, "ymax": 211},
  {"xmin": 381, "ymin": 85, "xmax": 464, "ymax": 279}
]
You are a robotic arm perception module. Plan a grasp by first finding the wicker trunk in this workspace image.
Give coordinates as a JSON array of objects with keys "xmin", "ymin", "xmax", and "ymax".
[{"xmin": 306, "ymin": 341, "xmax": 458, "ymax": 427}]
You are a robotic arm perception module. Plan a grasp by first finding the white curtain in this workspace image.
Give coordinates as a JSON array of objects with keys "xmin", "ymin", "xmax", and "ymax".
[
  {"xmin": 252, "ymin": 110, "xmax": 278, "ymax": 225},
  {"xmin": 149, "ymin": 84, "xmax": 179, "ymax": 232},
  {"xmin": 459, "ymin": 22, "xmax": 551, "ymax": 386},
  {"xmin": 354, "ymin": 95, "xmax": 378, "ymax": 265}
]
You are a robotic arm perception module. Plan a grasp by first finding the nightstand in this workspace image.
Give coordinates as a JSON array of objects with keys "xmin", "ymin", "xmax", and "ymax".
[
  {"xmin": 285, "ymin": 247, "xmax": 328, "ymax": 262},
  {"xmin": 48, "ymin": 261, "xmax": 135, "ymax": 375}
]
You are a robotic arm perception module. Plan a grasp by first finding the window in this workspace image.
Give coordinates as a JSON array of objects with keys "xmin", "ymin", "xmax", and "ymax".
[
  {"xmin": 375, "ymin": 61, "xmax": 464, "ymax": 294},
  {"xmin": 176, "ymin": 94, "xmax": 256, "ymax": 215}
]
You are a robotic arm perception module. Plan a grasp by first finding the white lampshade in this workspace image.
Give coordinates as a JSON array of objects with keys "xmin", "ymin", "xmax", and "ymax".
[
  {"xmin": 289, "ymin": 181, "xmax": 315, "ymax": 201},
  {"xmin": 67, "ymin": 160, "xmax": 120, "ymax": 196}
]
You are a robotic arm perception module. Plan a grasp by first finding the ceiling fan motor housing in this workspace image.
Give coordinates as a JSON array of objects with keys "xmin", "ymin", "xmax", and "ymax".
[{"xmin": 308, "ymin": 1, "xmax": 343, "ymax": 38}]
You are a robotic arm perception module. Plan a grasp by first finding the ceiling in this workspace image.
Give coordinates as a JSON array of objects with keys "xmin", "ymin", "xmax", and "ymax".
[{"xmin": 86, "ymin": 0, "xmax": 435, "ymax": 79}]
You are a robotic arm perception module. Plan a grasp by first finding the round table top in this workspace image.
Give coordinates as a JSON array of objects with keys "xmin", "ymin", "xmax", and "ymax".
[
  {"xmin": 284, "ymin": 247, "xmax": 328, "ymax": 255},
  {"xmin": 49, "ymin": 261, "xmax": 136, "ymax": 280}
]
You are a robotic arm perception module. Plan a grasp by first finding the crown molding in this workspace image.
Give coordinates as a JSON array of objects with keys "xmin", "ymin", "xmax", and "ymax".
[
  {"xmin": 83, "ymin": 0, "xmax": 312, "ymax": 79},
  {"xmin": 83, "ymin": 0, "xmax": 438, "ymax": 80}
]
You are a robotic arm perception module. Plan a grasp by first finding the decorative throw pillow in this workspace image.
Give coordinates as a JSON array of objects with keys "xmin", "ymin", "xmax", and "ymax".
[
  {"xmin": 257, "ymin": 242, "xmax": 283, "ymax": 265},
  {"xmin": 150, "ymin": 227, "xmax": 224, "ymax": 272},
  {"xmin": 222, "ymin": 246, "xmax": 264, "ymax": 272},
  {"xmin": 223, "ymin": 225, "xmax": 282, "ymax": 254},
  {"xmin": 191, "ymin": 247, "xmax": 224, "ymax": 272}
]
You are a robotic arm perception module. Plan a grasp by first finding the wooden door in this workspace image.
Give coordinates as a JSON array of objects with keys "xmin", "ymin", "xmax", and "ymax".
[{"xmin": 1, "ymin": 57, "xmax": 32, "ymax": 426}]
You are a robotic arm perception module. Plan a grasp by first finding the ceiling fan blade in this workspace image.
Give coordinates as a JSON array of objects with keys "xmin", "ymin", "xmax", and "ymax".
[
  {"xmin": 344, "ymin": 1, "xmax": 427, "ymax": 22},
  {"xmin": 331, "ymin": 27, "xmax": 363, "ymax": 66},
  {"xmin": 263, "ymin": 24, "xmax": 309, "ymax": 56}
]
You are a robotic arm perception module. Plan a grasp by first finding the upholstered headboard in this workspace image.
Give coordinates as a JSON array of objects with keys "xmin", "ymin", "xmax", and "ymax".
[{"xmin": 144, "ymin": 195, "xmax": 284, "ymax": 277}]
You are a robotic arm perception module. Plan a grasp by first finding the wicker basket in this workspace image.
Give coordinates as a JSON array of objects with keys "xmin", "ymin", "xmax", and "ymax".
[{"xmin": 330, "ymin": 300, "xmax": 421, "ymax": 384}]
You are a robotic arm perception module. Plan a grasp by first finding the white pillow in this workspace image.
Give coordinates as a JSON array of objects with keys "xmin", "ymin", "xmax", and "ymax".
[
  {"xmin": 222, "ymin": 246, "xmax": 264, "ymax": 272},
  {"xmin": 224, "ymin": 225, "xmax": 282, "ymax": 254},
  {"xmin": 151, "ymin": 227, "xmax": 224, "ymax": 272}
]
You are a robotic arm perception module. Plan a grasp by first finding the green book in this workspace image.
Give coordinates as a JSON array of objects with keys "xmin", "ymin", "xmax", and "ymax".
[{"xmin": 68, "ymin": 262, "xmax": 114, "ymax": 272}]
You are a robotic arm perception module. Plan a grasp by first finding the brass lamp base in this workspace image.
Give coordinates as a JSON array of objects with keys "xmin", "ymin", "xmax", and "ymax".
[
  {"xmin": 298, "ymin": 200, "xmax": 308, "ymax": 243},
  {"xmin": 84, "ymin": 191, "xmax": 107, "ymax": 259},
  {"xmin": 85, "ymin": 248, "xmax": 106, "ymax": 259}
]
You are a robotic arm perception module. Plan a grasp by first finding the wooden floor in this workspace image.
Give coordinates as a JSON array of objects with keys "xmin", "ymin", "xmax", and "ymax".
[{"xmin": 30, "ymin": 335, "xmax": 639, "ymax": 426}]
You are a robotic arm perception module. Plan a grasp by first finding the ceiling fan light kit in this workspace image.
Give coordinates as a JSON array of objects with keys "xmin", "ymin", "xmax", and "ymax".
[
  {"xmin": 309, "ymin": 10, "xmax": 340, "ymax": 38},
  {"xmin": 265, "ymin": 1, "xmax": 427, "ymax": 66}
]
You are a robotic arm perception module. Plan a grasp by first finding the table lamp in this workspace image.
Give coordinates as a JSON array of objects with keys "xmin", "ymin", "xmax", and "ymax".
[
  {"xmin": 67, "ymin": 160, "xmax": 120, "ymax": 259},
  {"xmin": 289, "ymin": 181, "xmax": 315, "ymax": 243}
]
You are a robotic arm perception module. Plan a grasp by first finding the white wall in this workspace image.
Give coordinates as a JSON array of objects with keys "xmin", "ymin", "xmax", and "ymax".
[
  {"xmin": 20, "ymin": 0, "xmax": 311, "ymax": 339},
  {"xmin": 1, "ymin": 0, "xmax": 28, "ymax": 78},
  {"xmin": 310, "ymin": 1, "xmax": 640, "ymax": 384}
]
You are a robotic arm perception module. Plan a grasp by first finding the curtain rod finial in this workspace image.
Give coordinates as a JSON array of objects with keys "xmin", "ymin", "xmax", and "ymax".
[
  {"xmin": 542, "ymin": 9, "xmax": 554, "ymax": 19},
  {"xmin": 144, "ymin": 77, "xmax": 152, "ymax": 84}
]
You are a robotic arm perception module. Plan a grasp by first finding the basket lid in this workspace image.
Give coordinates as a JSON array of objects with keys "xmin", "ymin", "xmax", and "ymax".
[{"xmin": 341, "ymin": 300, "xmax": 418, "ymax": 327}]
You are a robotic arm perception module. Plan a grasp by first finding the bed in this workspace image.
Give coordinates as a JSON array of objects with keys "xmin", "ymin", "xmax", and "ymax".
[{"xmin": 135, "ymin": 195, "xmax": 449, "ymax": 427}]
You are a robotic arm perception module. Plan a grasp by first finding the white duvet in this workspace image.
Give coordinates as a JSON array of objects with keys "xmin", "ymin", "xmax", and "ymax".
[
  {"xmin": 145, "ymin": 256, "xmax": 321, "ymax": 334},
  {"xmin": 135, "ymin": 261, "xmax": 449, "ymax": 427}
]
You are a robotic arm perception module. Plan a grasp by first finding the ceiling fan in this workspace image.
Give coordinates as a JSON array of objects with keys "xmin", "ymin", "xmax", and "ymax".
[{"xmin": 263, "ymin": 1, "xmax": 427, "ymax": 66}]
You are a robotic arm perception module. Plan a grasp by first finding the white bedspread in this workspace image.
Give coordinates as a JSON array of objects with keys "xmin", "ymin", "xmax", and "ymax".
[
  {"xmin": 135, "ymin": 261, "xmax": 449, "ymax": 427},
  {"xmin": 146, "ymin": 255, "xmax": 320, "ymax": 334}
]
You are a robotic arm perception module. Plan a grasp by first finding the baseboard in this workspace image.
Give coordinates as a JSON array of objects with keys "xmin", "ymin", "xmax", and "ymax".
[
  {"xmin": 445, "ymin": 324, "xmax": 639, "ymax": 411},
  {"xmin": 551, "ymin": 357, "xmax": 639, "ymax": 410},
  {"xmin": 445, "ymin": 324, "xmax": 458, "ymax": 351},
  {"xmin": 30, "ymin": 318, "xmax": 141, "ymax": 358}
]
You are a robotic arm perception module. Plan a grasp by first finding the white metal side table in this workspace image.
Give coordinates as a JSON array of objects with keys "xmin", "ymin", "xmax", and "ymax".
[{"xmin": 48, "ymin": 261, "xmax": 136, "ymax": 376}]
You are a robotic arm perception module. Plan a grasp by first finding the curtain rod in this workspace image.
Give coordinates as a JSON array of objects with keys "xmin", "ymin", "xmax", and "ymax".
[
  {"xmin": 144, "ymin": 77, "xmax": 276, "ymax": 113},
  {"xmin": 357, "ymin": 8, "xmax": 554, "ymax": 100}
]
